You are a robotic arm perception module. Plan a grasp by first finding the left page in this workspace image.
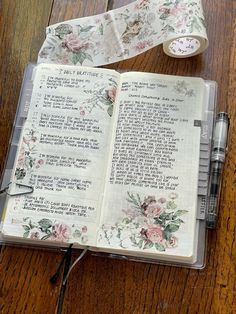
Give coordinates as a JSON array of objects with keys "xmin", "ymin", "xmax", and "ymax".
[{"xmin": 2, "ymin": 64, "xmax": 120, "ymax": 246}]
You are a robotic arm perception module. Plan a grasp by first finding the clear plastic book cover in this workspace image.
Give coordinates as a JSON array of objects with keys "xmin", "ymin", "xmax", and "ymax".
[{"xmin": 0, "ymin": 63, "xmax": 217, "ymax": 269}]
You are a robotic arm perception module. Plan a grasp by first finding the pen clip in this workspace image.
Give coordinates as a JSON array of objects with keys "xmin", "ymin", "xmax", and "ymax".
[
  {"xmin": 225, "ymin": 113, "xmax": 230, "ymax": 153},
  {"xmin": 0, "ymin": 182, "xmax": 34, "ymax": 196}
]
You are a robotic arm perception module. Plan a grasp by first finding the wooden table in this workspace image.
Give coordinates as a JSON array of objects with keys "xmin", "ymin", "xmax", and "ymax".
[{"xmin": 0, "ymin": 1, "xmax": 236, "ymax": 313}]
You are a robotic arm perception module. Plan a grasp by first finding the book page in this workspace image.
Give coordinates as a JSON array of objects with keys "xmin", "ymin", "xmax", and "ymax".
[
  {"xmin": 2, "ymin": 64, "xmax": 120, "ymax": 246},
  {"xmin": 97, "ymin": 72, "xmax": 205, "ymax": 262}
]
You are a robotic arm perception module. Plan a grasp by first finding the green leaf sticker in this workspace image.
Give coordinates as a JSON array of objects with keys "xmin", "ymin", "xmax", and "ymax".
[
  {"xmin": 15, "ymin": 168, "xmax": 26, "ymax": 180},
  {"xmin": 130, "ymin": 236, "xmax": 137, "ymax": 245},
  {"xmin": 23, "ymin": 231, "xmax": 30, "ymax": 238},
  {"xmin": 163, "ymin": 1, "xmax": 172, "ymax": 6},
  {"xmin": 159, "ymin": 212, "xmax": 174, "ymax": 220},
  {"xmin": 126, "ymin": 192, "xmax": 142, "ymax": 208},
  {"xmin": 162, "ymin": 25, "xmax": 175, "ymax": 33},
  {"xmin": 160, "ymin": 13, "xmax": 169, "ymax": 20},
  {"xmin": 143, "ymin": 241, "xmax": 154, "ymax": 249},
  {"xmin": 117, "ymin": 228, "xmax": 121, "ymax": 239},
  {"xmin": 163, "ymin": 230, "xmax": 172, "ymax": 241},
  {"xmin": 138, "ymin": 239, "xmax": 143, "ymax": 249},
  {"xmin": 23, "ymin": 225, "xmax": 30, "ymax": 231},
  {"xmin": 107, "ymin": 105, "xmax": 113, "ymax": 117},
  {"xmin": 173, "ymin": 218, "xmax": 184, "ymax": 225},
  {"xmin": 99, "ymin": 23, "xmax": 103, "ymax": 35},
  {"xmin": 166, "ymin": 201, "xmax": 177, "ymax": 210},
  {"xmin": 84, "ymin": 52, "xmax": 93, "ymax": 63},
  {"xmin": 78, "ymin": 25, "xmax": 94, "ymax": 33},
  {"xmin": 72, "ymin": 52, "xmax": 93, "ymax": 65},
  {"xmin": 29, "ymin": 158, "xmax": 34, "ymax": 168},
  {"xmin": 155, "ymin": 243, "xmax": 165, "ymax": 251},
  {"xmin": 164, "ymin": 224, "xmax": 180, "ymax": 233},
  {"xmin": 72, "ymin": 52, "xmax": 86, "ymax": 65},
  {"xmin": 38, "ymin": 219, "xmax": 52, "ymax": 229},
  {"xmin": 55, "ymin": 24, "xmax": 72, "ymax": 39},
  {"xmin": 73, "ymin": 229, "xmax": 82, "ymax": 238},
  {"xmin": 41, "ymin": 234, "xmax": 52, "ymax": 240},
  {"xmin": 172, "ymin": 210, "xmax": 188, "ymax": 219}
]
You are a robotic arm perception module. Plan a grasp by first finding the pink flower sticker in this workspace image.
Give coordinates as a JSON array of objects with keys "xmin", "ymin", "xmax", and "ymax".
[
  {"xmin": 107, "ymin": 87, "xmax": 117, "ymax": 103},
  {"xmin": 135, "ymin": 40, "xmax": 153, "ymax": 52},
  {"xmin": 146, "ymin": 225, "xmax": 163, "ymax": 244},
  {"xmin": 62, "ymin": 33, "xmax": 83, "ymax": 53},
  {"xmin": 169, "ymin": 192, "xmax": 178, "ymax": 199},
  {"xmin": 82, "ymin": 226, "xmax": 87, "ymax": 233},
  {"xmin": 144, "ymin": 203, "xmax": 163, "ymax": 218},
  {"xmin": 36, "ymin": 159, "xmax": 44, "ymax": 169},
  {"xmin": 50, "ymin": 223, "xmax": 70, "ymax": 242},
  {"xmin": 166, "ymin": 236, "xmax": 178, "ymax": 248},
  {"xmin": 158, "ymin": 197, "xmax": 166, "ymax": 204},
  {"xmin": 17, "ymin": 147, "xmax": 26, "ymax": 167}
]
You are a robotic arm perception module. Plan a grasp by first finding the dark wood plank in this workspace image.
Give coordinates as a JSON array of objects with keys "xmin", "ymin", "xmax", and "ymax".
[
  {"xmin": 0, "ymin": 0, "xmax": 54, "ymax": 311},
  {"xmin": 1, "ymin": 0, "xmax": 236, "ymax": 313},
  {"xmin": 0, "ymin": 245, "xmax": 63, "ymax": 313},
  {"xmin": 50, "ymin": 0, "xmax": 109, "ymax": 24},
  {"xmin": 0, "ymin": 0, "xmax": 53, "ymax": 174}
]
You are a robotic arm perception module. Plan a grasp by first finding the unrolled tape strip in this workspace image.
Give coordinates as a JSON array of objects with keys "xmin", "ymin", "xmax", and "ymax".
[{"xmin": 38, "ymin": 0, "xmax": 208, "ymax": 66}]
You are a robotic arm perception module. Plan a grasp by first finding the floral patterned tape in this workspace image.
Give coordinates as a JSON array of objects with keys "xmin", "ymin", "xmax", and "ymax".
[
  {"xmin": 99, "ymin": 192, "xmax": 188, "ymax": 252},
  {"xmin": 38, "ymin": 0, "xmax": 208, "ymax": 67}
]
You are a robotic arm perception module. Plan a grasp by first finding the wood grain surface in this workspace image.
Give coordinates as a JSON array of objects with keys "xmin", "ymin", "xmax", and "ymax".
[{"xmin": 0, "ymin": 0, "xmax": 236, "ymax": 313}]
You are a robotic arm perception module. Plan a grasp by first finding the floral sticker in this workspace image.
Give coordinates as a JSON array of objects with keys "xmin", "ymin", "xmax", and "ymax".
[
  {"xmin": 99, "ymin": 192, "xmax": 188, "ymax": 251},
  {"xmin": 79, "ymin": 78, "xmax": 117, "ymax": 117},
  {"xmin": 40, "ymin": 24, "xmax": 94, "ymax": 65},
  {"xmin": 173, "ymin": 80, "xmax": 195, "ymax": 97},
  {"xmin": 15, "ymin": 128, "xmax": 44, "ymax": 180},
  {"xmin": 38, "ymin": 0, "xmax": 207, "ymax": 66},
  {"xmin": 21, "ymin": 217, "xmax": 88, "ymax": 244}
]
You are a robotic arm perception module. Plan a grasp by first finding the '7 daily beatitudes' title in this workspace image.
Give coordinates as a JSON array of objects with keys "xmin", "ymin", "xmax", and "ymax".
[{"xmin": 58, "ymin": 69, "xmax": 99, "ymax": 77}]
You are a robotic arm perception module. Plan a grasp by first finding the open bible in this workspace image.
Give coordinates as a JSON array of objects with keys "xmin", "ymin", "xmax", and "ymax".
[{"xmin": 1, "ymin": 64, "xmax": 208, "ymax": 264}]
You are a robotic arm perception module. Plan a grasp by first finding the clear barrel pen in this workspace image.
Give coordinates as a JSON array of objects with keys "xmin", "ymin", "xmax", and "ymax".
[{"xmin": 206, "ymin": 112, "xmax": 229, "ymax": 229}]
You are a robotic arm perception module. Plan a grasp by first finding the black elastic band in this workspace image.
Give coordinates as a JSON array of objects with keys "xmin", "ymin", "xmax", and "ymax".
[
  {"xmin": 50, "ymin": 244, "xmax": 73, "ymax": 284},
  {"xmin": 56, "ymin": 244, "xmax": 73, "ymax": 314}
]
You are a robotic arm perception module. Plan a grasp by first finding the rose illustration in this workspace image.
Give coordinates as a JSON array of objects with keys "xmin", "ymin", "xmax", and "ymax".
[
  {"xmin": 169, "ymin": 192, "xmax": 178, "ymax": 199},
  {"xmin": 144, "ymin": 203, "xmax": 163, "ymax": 218},
  {"xmin": 141, "ymin": 195, "xmax": 156, "ymax": 210},
  {"xmin": 36, "ymin": 159, "xmax": 44, "ymax": 169},
  {"xmin": 107, "ymin": 87, "xmax": 116, "ymax": 103},
  {"xmin": 62, "ymin": 33, "xmax": 84, "ymax": 53},
  {"xmin": 143, "ymin": 225, "xmax": 164, "ymax": 244},
  {"xmin": 166, "ymin": 236, "xmax": 178, "ymax": 248},
  {"xmin": 49, "ymin": 223, "xmax": 70, "ymax": 242},
  {"xmin": 158, "ymin": 197, "xmax": 166, "ymax": 204}
]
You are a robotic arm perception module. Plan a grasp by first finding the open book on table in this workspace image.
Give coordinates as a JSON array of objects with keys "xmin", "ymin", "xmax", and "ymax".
[{"xmin": 0, "ymin": 63, "xmax": 210, "ymax": 265}]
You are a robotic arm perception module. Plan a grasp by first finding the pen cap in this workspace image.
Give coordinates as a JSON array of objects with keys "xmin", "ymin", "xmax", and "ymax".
[{"xmin": 212, "ymin": 112, "xmax": 229, "ymax": 162}]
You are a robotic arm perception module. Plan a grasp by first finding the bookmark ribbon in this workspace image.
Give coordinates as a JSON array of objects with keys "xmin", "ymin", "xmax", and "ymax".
[{"xmin": 38, "ymin": 0, "xmax": 208, "ymax": 67}]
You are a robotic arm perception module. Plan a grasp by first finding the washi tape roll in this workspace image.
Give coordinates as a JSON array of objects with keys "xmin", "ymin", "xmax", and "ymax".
[{"xmin": 38, "ymin": 0, "xmax": 208, "ymax": 66}]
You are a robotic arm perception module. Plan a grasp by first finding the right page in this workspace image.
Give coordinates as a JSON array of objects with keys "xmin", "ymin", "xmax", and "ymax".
[{"xmin": 97, "ymin": 72, "xmax": 205, "ymax": 263}]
